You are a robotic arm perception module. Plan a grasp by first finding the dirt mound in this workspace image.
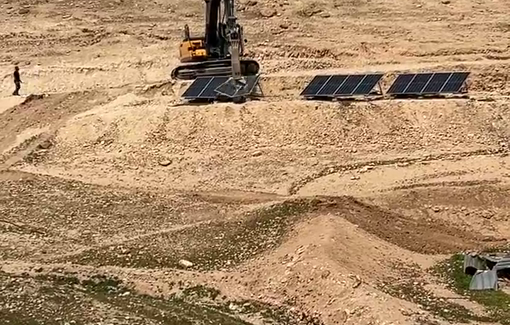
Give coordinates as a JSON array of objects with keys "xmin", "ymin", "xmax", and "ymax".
[
  {"xmin": 224, "ymin": 205, "xmax": 482, "ymax": 325},
  {"xmin": 0, "ymin": 91, "xmax": 112, "ymax": 161}
]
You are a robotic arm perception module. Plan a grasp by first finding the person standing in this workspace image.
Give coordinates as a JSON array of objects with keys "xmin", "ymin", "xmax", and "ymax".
[{"xmin": 13, "ymin": 66, "xmax": 22, "ymax": 96}]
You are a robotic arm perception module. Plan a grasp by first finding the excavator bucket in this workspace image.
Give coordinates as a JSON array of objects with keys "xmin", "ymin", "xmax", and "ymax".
[{"xmin": 214, "ymin": 75, "xmax": 260, "ymax": 99}]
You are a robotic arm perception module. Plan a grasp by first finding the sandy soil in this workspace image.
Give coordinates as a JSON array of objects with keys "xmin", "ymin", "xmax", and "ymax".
[{"xmin": 1, "ymin": 0, "xmax": 510, "ymax": 324}]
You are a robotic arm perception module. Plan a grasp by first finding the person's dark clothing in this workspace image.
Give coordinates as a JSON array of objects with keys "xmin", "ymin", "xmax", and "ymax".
[{"xmin": 13, "ymin": 70, "xmax": 21, "ymax": 96}]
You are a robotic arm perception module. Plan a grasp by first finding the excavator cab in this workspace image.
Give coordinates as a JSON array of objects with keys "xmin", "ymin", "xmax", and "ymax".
[{"xmin": 178, "ymin": 25, "xmax": 208, "ymax": 63}]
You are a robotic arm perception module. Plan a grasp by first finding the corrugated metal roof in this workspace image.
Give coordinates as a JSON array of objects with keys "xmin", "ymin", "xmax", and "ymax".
[
  {"xmin": 470, "ymin": 270, "xmax": 498, "ymax": 290},
  {"xmin": 482, "ymin": 255, "xmax": 502, "ymax": 264},
  {"xmin": 463, "ymin": 254, "xmax": 486, "ymax": 275},
  {"xmin": 495, "ymin": 258, "xmax": 510, "ymax": 271}
]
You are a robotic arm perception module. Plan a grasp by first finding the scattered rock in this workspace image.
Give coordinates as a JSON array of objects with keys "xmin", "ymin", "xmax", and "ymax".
[
  {"xmin": 259, "ymin": 7, "xmax": 277, "ymax": 18},
  {"xmin": 158, "ymin": 159, "xmax": 172, "ymax": 167},
  {"xmin": 297, "ymin": 4, "xmax": 323, "ymax": 18},
  {"xmin": 246, "ymin": 0, "xmax": 258, "ymax": 6},
  {"xmin": 349, "ymin": 274, "xmax": 362, "ymax": 288},
  {"xmin": 359, "ymin": 166, "xmax": 374, "ymax": 173},
  {"xmin": 441, "ymin": 0, "xmax": 451, "ymax": 4},
  {"xmin": 179, "ymin": 259, "xmax": 194, "ymax": 268},
  {"xmin": 432, "ymin": 206, "xmax": 441, "ymax": 212},
  {"xmin": 251, "ymin": 150, "xmax": 263, "ymax": 157},
  {"xmin": 319, "ymin": 12, "xmax": 331, "ymax": 18},
  {"xmin": 19, "ymin": 8, "xmax": 30, "ymax": 15},
  {"xmin": 38, "ymin": 140, "xmax": 53, "ymax": 150},
  {"xmin": 321, "ymin": 270, "xmax": 331, "ymax": 279}
]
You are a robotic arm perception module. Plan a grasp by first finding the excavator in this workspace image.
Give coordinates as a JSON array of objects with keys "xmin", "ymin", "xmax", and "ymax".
[{"xmin": 170, "ymin": 0, "xmax": 260, "ymax": 81}]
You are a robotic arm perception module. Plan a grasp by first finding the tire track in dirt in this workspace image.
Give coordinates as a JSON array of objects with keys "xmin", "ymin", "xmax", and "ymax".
[
  {"xmin": 266, "ymin": 58, "xmax": 510, "ymax": 77},
  {"xmin": 381, "ymin": 179, "xmax": 502, "ymax": 192},
  {"xmin": 288, "ymin": 148, "xmax": 508, "ymax": 195}
]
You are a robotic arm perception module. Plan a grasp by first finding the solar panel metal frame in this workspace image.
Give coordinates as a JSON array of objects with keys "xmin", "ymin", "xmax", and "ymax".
[
  {"xmin": 301, "ymin": 73, "xmax": 383, "ymax": 98},
  {"xmin": 386, "ymin": 72, "xmax": 470, "ymax": 96},
  {"xmin": 214, "ymin": 75, "xmax": 260, "ymax": 98}
]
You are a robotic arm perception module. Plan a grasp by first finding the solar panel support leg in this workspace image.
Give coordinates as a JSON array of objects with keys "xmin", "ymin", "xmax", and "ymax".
[{"xmin": 377, "ymin": 81, "xmax": 384, "ymax": 96}]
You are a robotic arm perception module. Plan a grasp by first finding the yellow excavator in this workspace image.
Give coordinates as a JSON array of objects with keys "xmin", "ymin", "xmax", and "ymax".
[{"xmin": 170, "ymin": 0, "xmax": 260, "ymax": 80}]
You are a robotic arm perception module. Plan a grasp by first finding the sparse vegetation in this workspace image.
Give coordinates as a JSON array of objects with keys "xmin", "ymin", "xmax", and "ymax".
[
  {"xmin": 380, "ymin": 276, "xmax": 482, "ymax": 323},
  {"xmin": 434, "ymin": 254, "xmax": 510, "ymax": 325},
  {"xmin": 0, "ymin": 271, "xmax": 315, "ymax": 325},
  {"xmin": 61, "ymin": 199, "xmax": 318, "ymax": 271}
]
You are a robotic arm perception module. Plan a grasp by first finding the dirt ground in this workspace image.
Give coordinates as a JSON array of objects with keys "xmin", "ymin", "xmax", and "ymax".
[{"xmin": 1, "ymin": 0, "xmax": 510, "ymax": 324}]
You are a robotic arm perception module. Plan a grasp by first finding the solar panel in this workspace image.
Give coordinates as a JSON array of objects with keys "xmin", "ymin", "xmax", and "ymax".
[
  {"xmin": 404, "ymin": 73, "xmax": 433, "ymax": 94},
  {"xmin": 421, "ymin": 73, "xmax": 451, "ymax": 94},
  {"xmin": 386, "ymin": 72, "xmax": 469, "ymax": 96},
  {"xmin": 440, "ymin": 72, "xmax": 469, "ymax": 93},
  {"xmin": 386, "ymin": 74, "xmax": 415, "ymax": 94},
  {"xmin": 317, "ymin": 75, "xmax": 348, "ymax": 96},
  {"xmin": 200, "ymin": 76, "xmax": 230, "ymax": 98},
  {"xmin": 335, "ymin": 75, "xmax": 365, "ymax": 95},
  {"xmin": 348, "ymin": 74, "xmax": 384, "ymax": 95},
  {"xmin": 301, "ymin": 73, "xmax": 383, "ymax": 98},
  {"xmin": 300, "ymin": 76, "xmax": 330, "ymax": 96},
  {"xmin": 182, "ymin": 76, "xmax": 229, "ymax": 99},
  {"xmin": 214, "ymin": 75, "xmax": 260, "ymax": 98},
  {"xmin": 182, "ymin": 77, "xmax": 213, "ymax": 99}
]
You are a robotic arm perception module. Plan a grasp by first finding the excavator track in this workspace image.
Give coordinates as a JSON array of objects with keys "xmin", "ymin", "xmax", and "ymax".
[{"xmin": 171, "ymin": 58, "xmax": 260, "ymax": 80}]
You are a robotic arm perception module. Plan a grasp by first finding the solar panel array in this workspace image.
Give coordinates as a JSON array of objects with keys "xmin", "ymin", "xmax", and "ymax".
[
  {"xmin": 300, "ymin": 74, "xmax": 383, "ymax": 98},
  {"xmin": 181, "ymin": 71, "xmax": 470, "ymax": 102},
  {"xmin": 386, "ymin": 72, "xmax": 469, "ymax": 96}
]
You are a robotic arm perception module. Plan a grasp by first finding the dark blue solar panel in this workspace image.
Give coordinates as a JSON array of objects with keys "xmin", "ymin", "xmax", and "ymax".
[
  {"xmin": 200, "ymin": 77, "xmax": 229, "ymax": 98},
  {"xmin": 301, "ymin": 76, "xmax": 330, "ymax": 96},
  {"xmin": 386, "ymin": 74, "xmax": 415, "ymax": 94},
  {"xmin": 335, "ymin": 75, "xmax": 365, "ymax": 95},
  {"xmin": 421, "ymin": 73, "xmax": 451, "ymax": 94},
  {"xmin": 387, "ymin": 72, "xmax": 469, "ymax": 96},
  {"xmin": 403, "ymin": 73, "xmax": 433, "ymax": 94},
  {"xmin": 350, "ymin": 74, "xmax": 383, "ymax": 95},
  {"xmin": 182, "ymin": 77, "xmax": 214, "ymax": 98},
  {"xmin": 317, "ymin": 75, "xmax": 348, "ymax": 96},
  {"xmin": 440, "ymin": 72, "xmax": 469, "ymax": 93}
]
